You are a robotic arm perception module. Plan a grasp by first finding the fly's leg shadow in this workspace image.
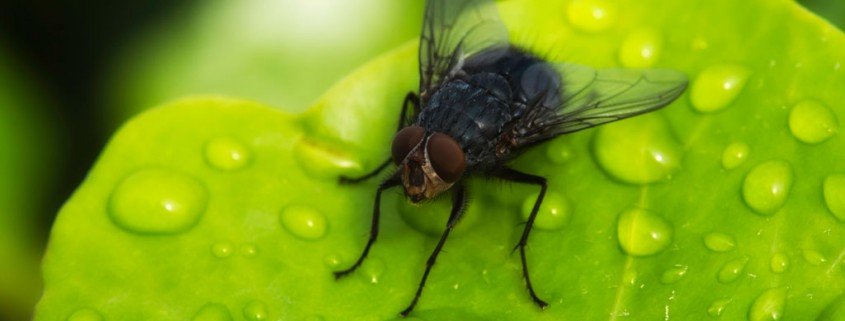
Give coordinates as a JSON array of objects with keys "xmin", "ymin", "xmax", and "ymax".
[
  {"xmin": 339, "ymin": 92, "xmax": 420, "ymax": 184},
  {"xmin": 493, "ymin": 167, "xmax": 550, "ymax": 309}
]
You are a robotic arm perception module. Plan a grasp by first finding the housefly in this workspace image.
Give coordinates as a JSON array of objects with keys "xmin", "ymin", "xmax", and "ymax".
[{"xmin": 334, "ymin": 0, "xmax": 687, "ymax": 316}]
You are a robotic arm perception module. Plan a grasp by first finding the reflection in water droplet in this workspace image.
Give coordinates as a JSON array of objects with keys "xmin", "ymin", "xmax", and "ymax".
[
  {"xmin": 566, "ymin": 0, "xmax": 616, "ymax": 32},
  {"xmin": 323, "ymin": 253, "xmax": 342, "ymax": 269},
  {"xmin": 280, "ymin": 205, "xmax": 328, "ymax": 240},
  {"xmin": 522, "ymin": 192, "xmax": 570, "ymax": 230},
  {"xmin": 617, "ymin": 208, "xmax": 673, "ymax": 256},
  {"xmin": 619, "ymin": 29, "xmax": 662, "ymax": 68},
  {"xmin": 704, "ymin": 232, "xmax": 736, "ymax": 252},
  {"xmin": 788, "ymin": 100, "xmax": 838, "ymax": 144},
  {"xmin": 109, "ymin": 169, "xmax": 208, "ymax": 234},
  {"xmin": 545, "ymin": 138, "xmax": 575, "ymax": 164},
  {"xmin": 690, "ymin": 65, "xmax": 751, "ymax": 113},
  {"xmin": 823, "ymin": 174, "xmax": 845, "ymax": 222},
  {"xmin": 770, "ymin": 253, "xmax": 789, "ymax": 273},
  {"xmin": 293, "ymin": 139, "xmax": 362, "ymax": 180},
  {"xmin": 240, "ymin": 243, "xmax": 258, "ymax": 257},
  {"xmin": 193, "ymin": 303, "xmax": 234, "ymax": 321},
  {"xmin": 622, "ymin": 269, "xmax": 638, "ymax": 286},
  {"xmin": 742, "ymin": 161, "xmax": 793, "ymax": 215},
  {"xmin": 718, "ymin": 257, "xmax": 749, "ymax": 283},
  {"xmin": 593, "ymin": 114, "xmax": 682, "ymax": 184},
  {"xmin": 661, "ymin": 265, "xmax": 688, "ymax": 284},
  {"xmin": 360, "ymin": 258, "xmax": 386, "ymax": 284},
  {"xmin": 68, "ymin": 308, "xmax": 104, "ymax": 321},
  {"xmin": 708, "ymin": 298, "xmax": 732, "ymax": 318},
  {"xmin": 803, "ymin": 250, "xmax": 827, "ymax": 265},
  {"xmin": 721, "ymin": 142, "xmax": 750, "ymax": 170},
  {"xmin": 211, "ymin": 242, "xmax": 234, "ymax": 258},
  {"xmin": 242, "ymin": 301, "xmax": 268, "ymax": 321},
  {"xmin": 205, "ymin": 137, "xmax": 250, "ymax": 170},
  {"xmin": 748, "ymin": 288, "xmax": 787, "ymax": 321}
]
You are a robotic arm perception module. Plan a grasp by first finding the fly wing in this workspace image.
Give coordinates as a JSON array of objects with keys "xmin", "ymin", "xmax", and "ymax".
[
  {"xmin": 511, "ymin": 63, "xmax": 688, "ymax": 146},
  {"xmin": 419, "ymin": 0, "xmax": 509, "ymax": 105}
]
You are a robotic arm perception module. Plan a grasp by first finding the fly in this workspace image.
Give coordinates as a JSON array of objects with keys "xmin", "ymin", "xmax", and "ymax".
[{"xmin": 333, "ymin": 0, "xmax": 688, "ymax": 316}]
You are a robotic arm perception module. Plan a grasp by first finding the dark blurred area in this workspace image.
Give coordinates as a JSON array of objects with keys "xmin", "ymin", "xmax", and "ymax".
[{"xmin": 0, "ymin": 0, "xmax": 839, "ymax": 320}]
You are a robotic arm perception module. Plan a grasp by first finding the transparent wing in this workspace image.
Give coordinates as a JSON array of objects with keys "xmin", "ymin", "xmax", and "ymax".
[
  {"xmin": 513, "ymin": 63, "xmax": 688, "ymax": 145},
  {"xmin": 419, "ymin": 0, "xmax": 509, "ymax": 104}
]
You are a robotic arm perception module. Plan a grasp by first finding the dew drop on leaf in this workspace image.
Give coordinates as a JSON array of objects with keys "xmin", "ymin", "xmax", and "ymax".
[
  {"xmin": 770, "ymin": 253, "xmax": 789, "ymax": 273},
  {"xmin": 748, "ymin": 288, "xmax": 788, "ymax": 321},
  {"xmin": 788, "ymin": 100, "xmax": 838, "ymax": 144},
  {"xmin": 204, "ymin": 137, "xmax": 250, "ymax": 170},
  {"xmin": 704, "ymin": 232, "xmax": 736, "ymax": 252},
  {"xmin": 690, "ymin": 65, "xmax": 751, "ymax": 113},
  {"xmin": 242, "ymin": 301, "xmax": 268, "ymax": 321},
  {"xmin": 717, "ymin": 257, "xmax": 749, "ymax": 284},
  {"xmin": 619, "ymin": 28, "xmax": 662, "ymax": 68},
  {"xmin": 193, "ymin": 303, "xmax": 233, "ymax": 321},
  {"xmin": 823, "ymin": 174, "xmax": 845, "ymax": 222},
  {"xmin": 545, "ymin": 138, "xmax": 574, "ymax": 164},
  {"xmin": 721, "ymin": 142, "xmax": 749, "ymax": 170},
  {"xmin": 109, "ymin": 169, "xmax": 208, "ymax": 234},
  {"xmin": 240, "ymin": 243, "xmax": 258, "ymax": 257},
  {"xmin": 566, "ymin": 0, "xmax": 616, "ymax": 32},
  {"xmin": 521, "ymin": 192, "xmax": 570, "ymax": 230},
  {"xmin": 661, "ymin": 265, "xmax": 689, "ymax": 284},
  {"xmin": 617, "ymin": 208, "xmax": 673, "ymax": 256},
  {"xmin": 67, "ymin": 308, "xmax": 104, "ymax": 321},
  {"xmin": 211, "ymin": 242, "xmax": 234, "ymax": 258},
  {"xmin": 593, "ymin": 114, "xmax": 682, "ymax": 184},
  {"xmin": 293, "ymin": 138, "xmax": 362, "ymax": 180},
  {"xmin": 803, "ymin": 250, "xmax": 827, "ymax": 265},
  {"xmin": 708, "ymin": 298, "xmax": 732, "ymax": 318},
  {"xmin": 323, "ymin": 253, "xmax": 342, "ymax": 269},
  {"xmin": 622, "ymin": 269, "xmax": 638, "ymax": 286},
  {"xmin": 280, "ymin": 205, "xmax": 328, "ymax": 240},
  {"xmin": 742, "ymin": 160, "xmax": 793, "ymax": 215},
  {"xmin": 359, "ymin": 258, "xmax": 386, "ymax": 284}
]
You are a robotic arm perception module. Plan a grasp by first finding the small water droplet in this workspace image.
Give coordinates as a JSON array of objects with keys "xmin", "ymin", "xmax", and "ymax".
[
  {"xmin": 67, "ymin": 308, "xmax": 104, "ymax": 321},
  {"xmin": 619, "ymin": 28, "xmax": 662, "ymax": 68},
  {"xmin": 211, "ymin": 242, "xmax": 234, "ymax": 258},
  {"xmin": 109, "ymin": 169, "xmax": 208, "ymax": 234},
  {"xmin": 691, "ymin": 37, "xmax": 709, "ymax": 51},
  {"xmin": 204, "ymin": 137, "xmax": 250, "ymax": 170},
  {"xmin": 594, "ymin": 114, "xmax": 682, "ymax": 184},
  {"xmin": 240, "ymin": 243, "xmax": 258, "ymax": 257},
  {"xmin": 359, "ymin": 258, "xmax": 386, "ymax": 284},
  {"xmin": 242, "ymin": 301, "xmax": 268, "ymax": 321},
  {"xmin": 690, "ymin": 65, "xmax": 751, "ymax": 113},
  {"xmin": 661, "ymin": 265, "xmax": 688, "ymax": 284},
  {"xmin": 748, "ymin": 288, "xmax": 787, "ymax": 321},
  {"xmin": 708, "ymin": 298, "xmax": 732, "ymax": 318},
  {"xmin": 566, "ymin": 0, "xmax": 616, "ymax": 32},
  {"xmin": 742, "ymin": 161, "xmax": 793, "ymax": 215},
  {"xmin": 823, "ymin": 174, "xmax": 845, "ymax": 222},
  {"xmin": 718, "ymin": 257, "xmax": 749, "ymax": 283},
  {"xmin": 617, "ymin": 208, "xmax": 673, "ymax": 256},
  {"xmin": 770, "ymin": 253, "xmax": 789, "ymax": 273},
  {"xmin": 622, "ymin": 269, "xmax": 638, "ymax": 286},
  {"xmin": 704, "ymin": 232, "xmax": 736, "ymax": 252},
  {"xmin": 193, "ymin": 303, "xmax": 233, "ymax": 321},
  {"xmin": 721, "ymin": 142, "xmax": 750, "ymax": 170},
  {"xmin": 280, "ymin": 205, "xmax": 328, "ymax": 240},
  {"xmin": 293, "ymin": 139, "xmax": 362, "ymax": 180},
  {"xmin": 522, "ymin": 192, "xmax": 570, "ymax": 230},
  {"xmin": 323, "ymin": 253, "xmax": 342, "ymax": 269},
  {"xmin": 545, "ymin": 138, "xmax": 574, "ymax": 164},
  {"xmin": 788, "ymin": 100, "xmax": 838, "ymax": 144},
  {"xmin": 803, "ymin": 250, "xmax": 827, "ymax": 265}
]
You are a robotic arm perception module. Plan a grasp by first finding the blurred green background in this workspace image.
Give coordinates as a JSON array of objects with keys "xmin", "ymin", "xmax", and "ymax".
[{"xmin": 0, "ymin": 0, "xmax": 840, "ymax": 320}]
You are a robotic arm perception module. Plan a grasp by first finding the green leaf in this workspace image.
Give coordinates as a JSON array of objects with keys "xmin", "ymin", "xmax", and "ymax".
[{"xmin": 38, "ymin": 0, "xmax": 845, "ymax": 320}]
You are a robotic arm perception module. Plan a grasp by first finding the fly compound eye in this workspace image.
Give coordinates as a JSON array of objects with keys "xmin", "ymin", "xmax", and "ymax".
[
  {"xmin": 427, "ymin": 133, "xmax": 466, "ymax": 183},
  {"xmin": 392, "ymin": 126, "xmax": 425, "ymax": 165}
]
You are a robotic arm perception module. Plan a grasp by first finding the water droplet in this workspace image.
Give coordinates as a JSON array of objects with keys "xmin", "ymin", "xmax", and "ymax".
[
  {"xmin": 803, "ymin": 250, "xmax": 827, "ymax": 265},
  {"xmin": 323, "ymin": 253, "xmax": 342, "ymax": 269},
  {"xmin": 770, "ymin": 253, "xmax": 789, "ymax": 273},
  {"xmin": 211, "ymin": 242, "xmax": 234, "ymax": 258},
  {"xmin": 205, "ymin": 137, "xmax": 250, "ymax": 170},
  {"xmin": 721, "ymin": 142, "xmax": 750, "ymax": 170},
  {"xmin": 240, "ymin": 243, "xmax": 258, "ymax": 257},
  {"xmin": 708, "ymin": 298, "xmax": 732, "ymax": 318},
  {"xmin": 718, "ymin": 257, "xmax": 749, "ymax": 283},
  {"xmin": 619, "ymin": 29, "xmax": 662, "ymax": 68},
  {"xmin": 617, "ymin": 208, "xmax": 673, "ymax": 256},
  {"xmin": 690, "ymin": 65, "xmax": 751, "ymax": 113},
  {"xmin": 742, "ymin": 161, "xmax": 793, "ymax": 215},
  {"xmin": 788, "ymin": 100, "xmax": 838, "ymax": 144},
  {"xmin": 293, "ymin": 138, "xmax": 362, "ymax": 180},
  {"xmin": 522, "ymin": 192, "xmax": 570, "ymax": 230},
  {"xmin": 67, "ymin": 308, "xmax": 104, "ymax": 321},
  {"xmin": 359, "ymin": 258, "xmax": 386, "ymax": 284},
  {"xmin": 280, "ymin": 205, "xmax": 328, "ymax": 240},
  {"xmin": 661, "ymin": 265, "xmax": 688, "ymax": 284},
  {"xmin": 691, "ymin": 37, "xmax": 709, "ymax": 51},
  {"xmin": 566, "ymin": 0, "xmax": 616, "ymax": 32},
  {"xmin": 242, "ymin": 301, "xmax": 268, "ymax": 321},
  {"xmin": 748, "ymin": 288, "xmax": 787, "ymax": 321},
  {"xmin": 109, "ymin": 169, "xmax": 208, "ymax": 234},
  {"xmin": 545, "ymin": 138, "xmax": 574, "ymax": 164},
  {"xmin": 622, "ymin": 269, "xmax": 638, "ymax": 286},
  {"xmin": 704, "ymin": 232, "xmax": 736, "ymax": 252},
  {"xmin": 823, "ymin": 174, "xmax": 845, "ymax": 222},
  {"xmin": 193, "ymin": 303, "xmax": 233, "ymax": 321},
  {"xmin": 594, "ymin": 114, "xmax": 682, "ymax": 184}
]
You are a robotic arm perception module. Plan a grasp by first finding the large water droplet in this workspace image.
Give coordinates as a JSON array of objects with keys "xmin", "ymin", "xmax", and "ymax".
[
  {"xmin": 193, "ymin": 303, "xmax": 233, "ymax": 321},
  {"xmin": 803, "ymin": 250, "xmax": 827, "ymax": 265},
  {"xmin": 770, "ymin": 253, "xmax": 789, "ymax": 273},
  {"xmin": 718, "ymin": 257, "xmax": 749, "ymax": 283},
  {"xmin": 205, "ymin": 137, "xmax": 250, "ymax": 170},
  {"xmin": 704, "ymin": 232, "xmax": 736, "ymax": 252},
  {"xmin": 661, "ymin": 265, "xmax": 688, "ymax": 284},
  {"xmin": 788, "ymin": 100, "xmax": 838, "ymax": 144},
  {"xmin": 280, "ymin": 205, "xmax": 328, "ymax": 240},
  {"xmin": 522, "ymin": 192, "xmax": 570, "ymax": 230},
  {"xmin": 708, "ymin": 298, "xmax": 732, "ymax": 318},
  {"xmin": 67, "ymin": 308, "xmax": 104, "ymax": 321},
  {"xmin": 619, "ymin": 29, "xmax": 662, "ymax": 68},
  {"xmin": 690, "ymin": 65, "xmax": 751, "ymax": 113},
  {"xmin": 721, "ymin": 142, "xmax": 750, "ymax": 170},
  {"xmin": 566, "ymin": 0, "xmax": 616, "ymax": 32},
  {"xmin": 823, "ymin": 174, "xmax": 845, "ymax": 222},
  {"xmin": 293, "ymin": 138, "xmax": 362, "ymax": 180},
  {"xmin": 109, "ymin": 169, "xmax": 208, "ymax": 234},
  {"xmin": 742, "ymin": 161, "xmax": 793, "ymax": 215},
  {"xmin": 748, "ymin": 288, "xmax": 787, "ymax": 321},
  {"xmin": 211, "ymin": 242, "xmax": 234, "ymax": 258},
  {"xmin": 242, "ymin": 301, "xmax": 268, "ymax": 321},
  {"xmin": 594, "ymin": 114, "xmax": 682, "ymax": 184},
  {"xmin": 617, "ymin": 208, "xmax": 673, "ymax": 256}
]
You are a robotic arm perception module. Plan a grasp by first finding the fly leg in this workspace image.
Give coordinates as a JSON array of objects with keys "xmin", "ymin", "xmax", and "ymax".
[
  {"xmin": 339, "ymin": 92, "xmax": 420, "ymax": 184},
  {"xmin": 492, "ymin": 167, "xmax": 550, "ymax": 309},
  {"xmin": 334, "ymin": 174, "xmax": 401, "ymax": 278},
  {"xmin": 400, "ymin": 181, "xmax": 466, "ymax": 317}
]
